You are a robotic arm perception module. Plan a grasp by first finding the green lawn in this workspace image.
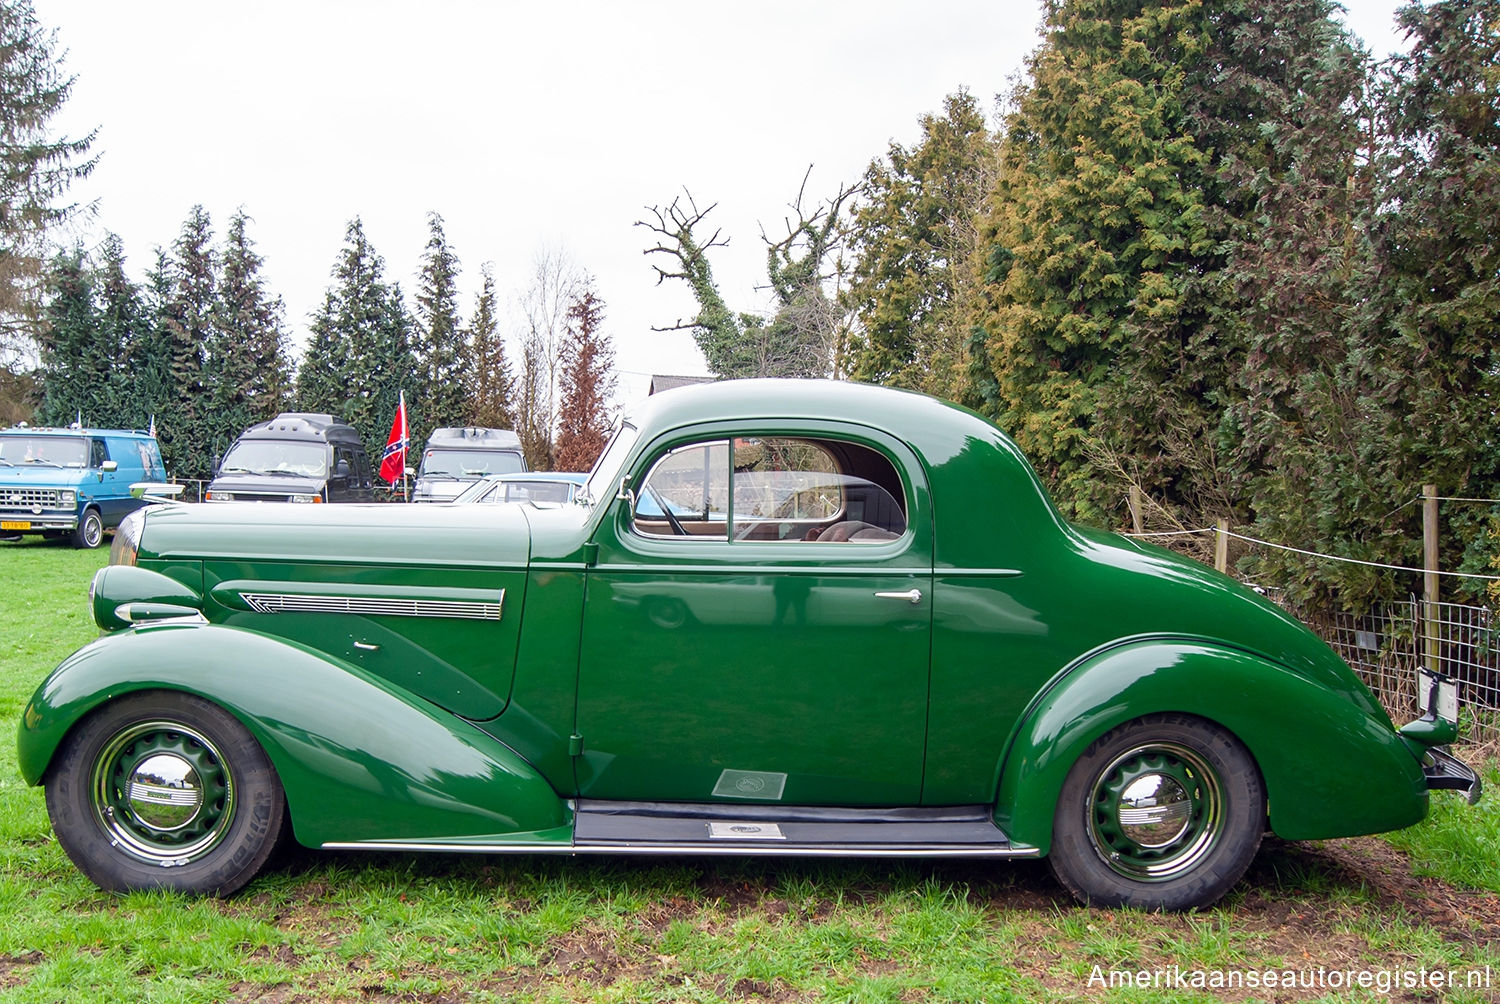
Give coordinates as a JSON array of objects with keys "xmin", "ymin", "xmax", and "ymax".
[{"xmin": 1, "ymin": 539, "xmax": 1496, "ymax": 1003}]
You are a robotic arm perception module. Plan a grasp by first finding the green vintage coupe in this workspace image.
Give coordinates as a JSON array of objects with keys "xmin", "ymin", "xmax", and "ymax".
[{"xmin": 17, "ymin": 380, "xmax": 1479, "ymax": 910}]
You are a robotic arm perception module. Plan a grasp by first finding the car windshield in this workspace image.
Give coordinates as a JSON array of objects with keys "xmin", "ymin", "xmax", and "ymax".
[
  {"xmin": 582, "ymin": 421, "xmax": 638, "ymax": 505},
  {"xmin": 420, "ymin": 448, "xmax": 525, "ymax": 477},
  {"xmin": 0, "ymin": 434, "xmax": 87, "ymax": 467},
  {"xmin": 219, "ymin": 440, "xmax": 329, "ymax": 478}
]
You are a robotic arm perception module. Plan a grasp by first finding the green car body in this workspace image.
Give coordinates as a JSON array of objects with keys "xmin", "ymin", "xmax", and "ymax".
[{"xmin": 16, "ymin": 380, "xmax": 1478, "ymax": 909}]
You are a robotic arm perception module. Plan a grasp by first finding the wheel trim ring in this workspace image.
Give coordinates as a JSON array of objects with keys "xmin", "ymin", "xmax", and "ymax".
[
  {"xmin": 90, "ymin": 720, "xmax": 236, "ymax": 866},
  {"xmin": 83, "ymin": 514, "xmax": 101, "ymax": 547},
  {"xmin": 1085, "ymin": 741, "xmax": 1224, "ymax": 882}
]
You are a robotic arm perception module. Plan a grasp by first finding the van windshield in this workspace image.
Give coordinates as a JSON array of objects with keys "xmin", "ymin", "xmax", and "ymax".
[
  {"xmin": 420, "ymin": 449, "xmax": 525, "ymax": 477},
  {"xmin": 219, "ymin": 440, "xmax": 328, "ymax": 478},
  {"xmin": 0, "ymin": 435, "xmax": 87, "ymax": 468}
]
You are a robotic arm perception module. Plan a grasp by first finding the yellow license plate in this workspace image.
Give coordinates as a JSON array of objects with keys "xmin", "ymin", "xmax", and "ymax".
[{"xmin": 1, "ymin": 521, "xmax": 30, "ymax": 530}]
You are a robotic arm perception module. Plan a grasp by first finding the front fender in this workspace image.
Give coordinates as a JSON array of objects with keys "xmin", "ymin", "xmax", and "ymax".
[
  {"xmin": 994, "ymin": 640, "xmax": 1427, "ymax": 854},
  {"xmin": 18, "ymin": 623, "xmax": 569, "ymax": 847}
]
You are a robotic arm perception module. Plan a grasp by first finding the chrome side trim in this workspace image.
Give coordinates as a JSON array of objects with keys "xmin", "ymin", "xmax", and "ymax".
[
  {"xmin": 240, "ymin": 590, "xmax": 503, "ymax": 620},
  {"xmin": 320, "ymin": 839, "xmax": 1040, "ymax": 859}
]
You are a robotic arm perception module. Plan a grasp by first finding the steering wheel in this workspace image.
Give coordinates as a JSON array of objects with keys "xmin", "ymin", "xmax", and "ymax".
[{"xmin": 644, "ymin": 484, "xmax": 689, "ymax": 537}]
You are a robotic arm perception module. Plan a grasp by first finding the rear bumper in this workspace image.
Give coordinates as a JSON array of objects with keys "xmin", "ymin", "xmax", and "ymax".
[{"xmin": 1424, "ymin": 747, "xmax": 1482, "ymax": 805}]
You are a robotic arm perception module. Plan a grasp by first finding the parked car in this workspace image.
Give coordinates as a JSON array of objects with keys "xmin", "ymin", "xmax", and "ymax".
[
  {"xmin": 413, "ymin": 427, "xmax": 525, "ymax": 502},
  {"xmin": 204, "ymin": 413, "xmax": 373, "ymax": 504},
  {"xmin": 452, "ymin": 471, "xmax": 587, "ymax": 505},
  {"xmin": 0, "ymin": 424, "xmax": 168, "ymax": 548},
  {"xmin": 17, "ymin": 380, "xmax": 1479, "ymax": 909}
]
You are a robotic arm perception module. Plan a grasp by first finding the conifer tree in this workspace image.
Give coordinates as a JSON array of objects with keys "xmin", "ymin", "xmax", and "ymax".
[
  {"xmin": 207, "ymin": 210, "xmax": 291, "ymax": 456},
  {"xmin": 978, "ymin": 0, "xmax": 1214, "ymax": 523},
  {"xmin": 1375, "ymin": 0, "xmax": 1500, "ymax": 595},
  {"xmin": 156, "ymin": 206, "xmax": 216, "ymax": 477},
  {"xmin": 300, "ymin": 218, "xmax": 416, "ymax": 463},
  {"xmin": 413, "ymin": 212, "xmax": 465, "ymax": 451},
  {"xmin": 0, "ymin": 0, "xmax": 96, "ymax": 373},
  {"xmin": 93, "ymin": 233, "xmax": 151, "ymax": 428},
  {"xmin": 464, "ymin": 264, "xmax": 513, "ymax": 429},
  {"xmin": 36, "ymin": 245, "xmax": 94, "ymax": 425},
  {"xmin": 844, "ymin": 90, "xmax": 995, "ymax": 398},
  {"xmin": 553, "ymin": 285, "xmax": 616, "ymax": 472}
]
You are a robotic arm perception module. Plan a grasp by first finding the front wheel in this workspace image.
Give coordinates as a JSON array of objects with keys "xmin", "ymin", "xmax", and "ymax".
[
  {"xmin": 1048, "ymin": 713, "xmax": 1265, "ymax": 911},
  {"xmin": 45, "ymin": 691, "xmax": 286, "ymax": 895},
  {"xmin": 71, "ymin": 508, "xmax": 103, "ymax": 549}
]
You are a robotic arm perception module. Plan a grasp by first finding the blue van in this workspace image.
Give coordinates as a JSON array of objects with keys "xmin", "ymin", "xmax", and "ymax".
[{"xmin": 0, "ymin": 425, "xmax": 169, "ymax": 548}]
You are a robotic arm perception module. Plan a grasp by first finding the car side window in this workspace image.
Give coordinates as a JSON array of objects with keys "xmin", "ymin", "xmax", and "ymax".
[
  {"xmin": 632, "ymin": 437, "xmax": 907, "ymax": 543},
  {"xmin": 90, "ymin": 439, "xmax": 109, "ymax": 468}
]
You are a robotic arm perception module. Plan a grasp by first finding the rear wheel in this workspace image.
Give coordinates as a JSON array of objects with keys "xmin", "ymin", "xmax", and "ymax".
[
  {"xmin": 1048, "ymin": 714, "xmax": 1265, "ymax": 910},
  {"xmin": 45, "ymin": 691, "xmax": 286, "ymax": 895}
]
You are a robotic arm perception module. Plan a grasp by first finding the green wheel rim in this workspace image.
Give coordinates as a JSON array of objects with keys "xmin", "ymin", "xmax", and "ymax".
[
  {"xmin": 1086, "ymin": 741, "xmax": 1224, "ymax": 882},
  {"xmin": 90, "ymin": 720, "xmax": 236, "ymax": 866}
]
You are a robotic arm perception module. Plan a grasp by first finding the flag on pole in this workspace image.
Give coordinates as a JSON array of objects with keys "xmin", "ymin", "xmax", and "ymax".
[{"xmin": 379, "ymin": 391, "xmax": 409, "ymax": 485}]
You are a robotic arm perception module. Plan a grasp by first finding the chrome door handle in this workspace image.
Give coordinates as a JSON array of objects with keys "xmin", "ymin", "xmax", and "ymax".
[{"xmin": 874, "ymin": 589, "xmax": 922, "ymax": 604}]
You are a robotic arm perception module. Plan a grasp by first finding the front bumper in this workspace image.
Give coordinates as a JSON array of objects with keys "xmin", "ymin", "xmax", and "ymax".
[
  {"xmin": 0, "ymin": 511, "xmax": 78, "ymax": 532},
  {"xmin": 1424, "ymin": 747, "xmax": 1482, "ymax": 805}
]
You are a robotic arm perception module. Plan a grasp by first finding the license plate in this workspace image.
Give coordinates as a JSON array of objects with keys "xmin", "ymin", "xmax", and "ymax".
[
  {"xmin": 1419, "ymin": 668, "xmax": 1460, "ymax": 722},
  {"xmin": 0, "ymin": 520, "xmax": 29, "ymax": 530}
]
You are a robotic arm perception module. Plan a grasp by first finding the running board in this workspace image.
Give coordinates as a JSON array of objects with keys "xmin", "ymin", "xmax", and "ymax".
[
  {"xmin": 572, "ymin": 800, "xmax": 1032, "ymax": 857},
  {"xmin": 322, "ymin": 802, "xmax": 1039, "ymax": 858}
]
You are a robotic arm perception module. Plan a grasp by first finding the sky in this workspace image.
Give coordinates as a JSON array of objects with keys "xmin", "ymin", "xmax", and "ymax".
[{"xmin": 35, "ymin": 0, "xmax": 1410, "ymax": 409}]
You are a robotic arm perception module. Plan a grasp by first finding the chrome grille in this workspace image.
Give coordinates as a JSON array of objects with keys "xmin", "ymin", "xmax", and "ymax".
[{"xmin": 1, "ymin": 488, "xmax": 60, "ymax": 508}]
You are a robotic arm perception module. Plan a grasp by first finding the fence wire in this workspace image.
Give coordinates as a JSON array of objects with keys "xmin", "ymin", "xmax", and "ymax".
[{"xmin": 1255, "ymin": 588, "xmax": 1498, "ymax": 747}]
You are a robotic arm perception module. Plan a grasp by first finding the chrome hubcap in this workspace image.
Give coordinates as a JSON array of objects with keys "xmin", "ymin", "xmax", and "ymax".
[
  {"xmin": 91, "ymin": 720, "xmax": 235, "ymax": 866},
  {"xmin": 125, "ymin": 753, "xmax": 204, "ymax": 831},
  {"xmin": 1087, "ymin": 742, "xmax": 1223, "ymax": 882}
]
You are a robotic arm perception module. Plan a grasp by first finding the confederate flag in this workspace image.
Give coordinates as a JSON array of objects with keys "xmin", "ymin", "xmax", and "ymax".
[{"xmin": 380, "ymin": 390, "xmax": 409, "ymax": 484}]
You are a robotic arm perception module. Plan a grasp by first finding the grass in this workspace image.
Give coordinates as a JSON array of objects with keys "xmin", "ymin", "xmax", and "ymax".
[{"xmin": 1, "ymin": 538, "xmax": 1498, "ymax": 1002}]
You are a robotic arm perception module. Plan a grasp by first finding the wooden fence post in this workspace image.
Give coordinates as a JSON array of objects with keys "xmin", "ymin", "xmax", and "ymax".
[
  {"xmin": 1215, "ymin": 518, "xmax": 1229, "ymax": 574},
  {"xmin": 1128, "ymin": 486, "xmax": 1143, "ymax": 535},
  {"xmin": 1423, "ymin": 484, "xmax": 1440, "ymax": 675}
]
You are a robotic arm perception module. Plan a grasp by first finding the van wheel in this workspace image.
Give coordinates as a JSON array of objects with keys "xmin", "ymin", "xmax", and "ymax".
[
  {"xmin": 1048, "ymin": 714, "xmax": 1265, "ymax": 911},
  {"xmin": 72, "ymin": 508, "xmax": 103, "ymax": 549}
]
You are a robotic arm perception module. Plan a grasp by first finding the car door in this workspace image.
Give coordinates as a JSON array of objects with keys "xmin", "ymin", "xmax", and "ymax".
[{"xmin": 575, "ymin": 429, "xmax": 932, "ymax": 806}]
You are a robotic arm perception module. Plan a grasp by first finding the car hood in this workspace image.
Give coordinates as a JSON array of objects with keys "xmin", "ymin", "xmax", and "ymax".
[
  {"xmin": 0, "ymin": 466, "xmax": 89, "ymax": 489},
  {"xmin": 137, "ymin": 501, "xmax": 533, "ymax": 568}
]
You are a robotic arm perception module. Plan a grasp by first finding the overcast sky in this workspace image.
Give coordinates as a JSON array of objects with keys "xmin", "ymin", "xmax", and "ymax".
[{"xmin": 36, "ymin": 0, "xmax": 1409, "ymax": 407}]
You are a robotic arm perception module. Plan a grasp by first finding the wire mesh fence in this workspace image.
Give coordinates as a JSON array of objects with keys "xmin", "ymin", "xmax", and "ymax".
[{"xmin": 1257, "ymin": 590, "xmax": 1499, "ymax": 748}]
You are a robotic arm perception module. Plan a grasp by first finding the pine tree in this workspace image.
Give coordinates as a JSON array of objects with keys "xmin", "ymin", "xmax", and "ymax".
[
  {"xmin": 156, "ymin": 206, "xmax": 217, "ymax": 478},
  {"xmin": 553, "ymin": 285, "xmax": 616, "ymax": 472},
  {"xmin": 300, "ymin": 218, "xmax": 416, "ymax": 463},
  {"xmin": 36, "ymin": 245, "xmax": 93, "ymax": 426},
  {"xmin": 93, "ymin": 233, "xmax": 151, "ymax": 428},
  {"xmin": 207, "ymin": 210, "xmax": 291, "ymax": 456},
  {"xmin": 464, "ymin": 264, "xmax": 513, "ymax": 429},
  {"xmin": 844, "ymin": 90, "xmax": 995, "ymax": 398},
  {"xmin": 0, "ymin": 0, "xmax": 96, "ymax": 373},
  {"xmin": 413, "ymin": 212, "xmax": 465, "ymax": 452}
]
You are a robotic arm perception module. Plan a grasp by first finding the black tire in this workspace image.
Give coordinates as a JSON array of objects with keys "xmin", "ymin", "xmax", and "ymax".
[
  {"xmin": 1048, "ymin": 713, "xmax": 1265, "ymax": 911},
  {"xmin": 71, "ymin": 508, "xmax": 103, "ymax": 549},
  {"xmin": 44, "ymin": 691, "xmax": 286, "ymax": 896}
]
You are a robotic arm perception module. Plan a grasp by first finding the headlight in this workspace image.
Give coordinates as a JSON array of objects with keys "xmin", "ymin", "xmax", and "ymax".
[
  {"xmin": 109, "ymin": 508, "xmax": 145, "ymax": 567},
  {"xmin": 59, "ymin": 489, "xmax": 76, "ymax": 505},
  {"xmin": 204, "ymin": 490, "xmax": 232, "ymax": 501},
  {"xmin": 288, "ymin": 494, "xmax": 323, "ymax": 503}
]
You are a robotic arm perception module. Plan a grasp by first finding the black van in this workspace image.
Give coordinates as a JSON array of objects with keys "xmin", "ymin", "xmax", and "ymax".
[{"xmin": 205, "ymin": 413, "xmax": 374, "ymax": 503}]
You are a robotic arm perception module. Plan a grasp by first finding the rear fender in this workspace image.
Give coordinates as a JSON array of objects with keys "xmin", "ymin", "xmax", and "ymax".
[
  {"xmin": 993, "ymin": 641, "xmax": 1427, "ymax": 855},
  {"xmin": 18, "ymin": 623, "xmax": 568, "ymax": 847}
]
